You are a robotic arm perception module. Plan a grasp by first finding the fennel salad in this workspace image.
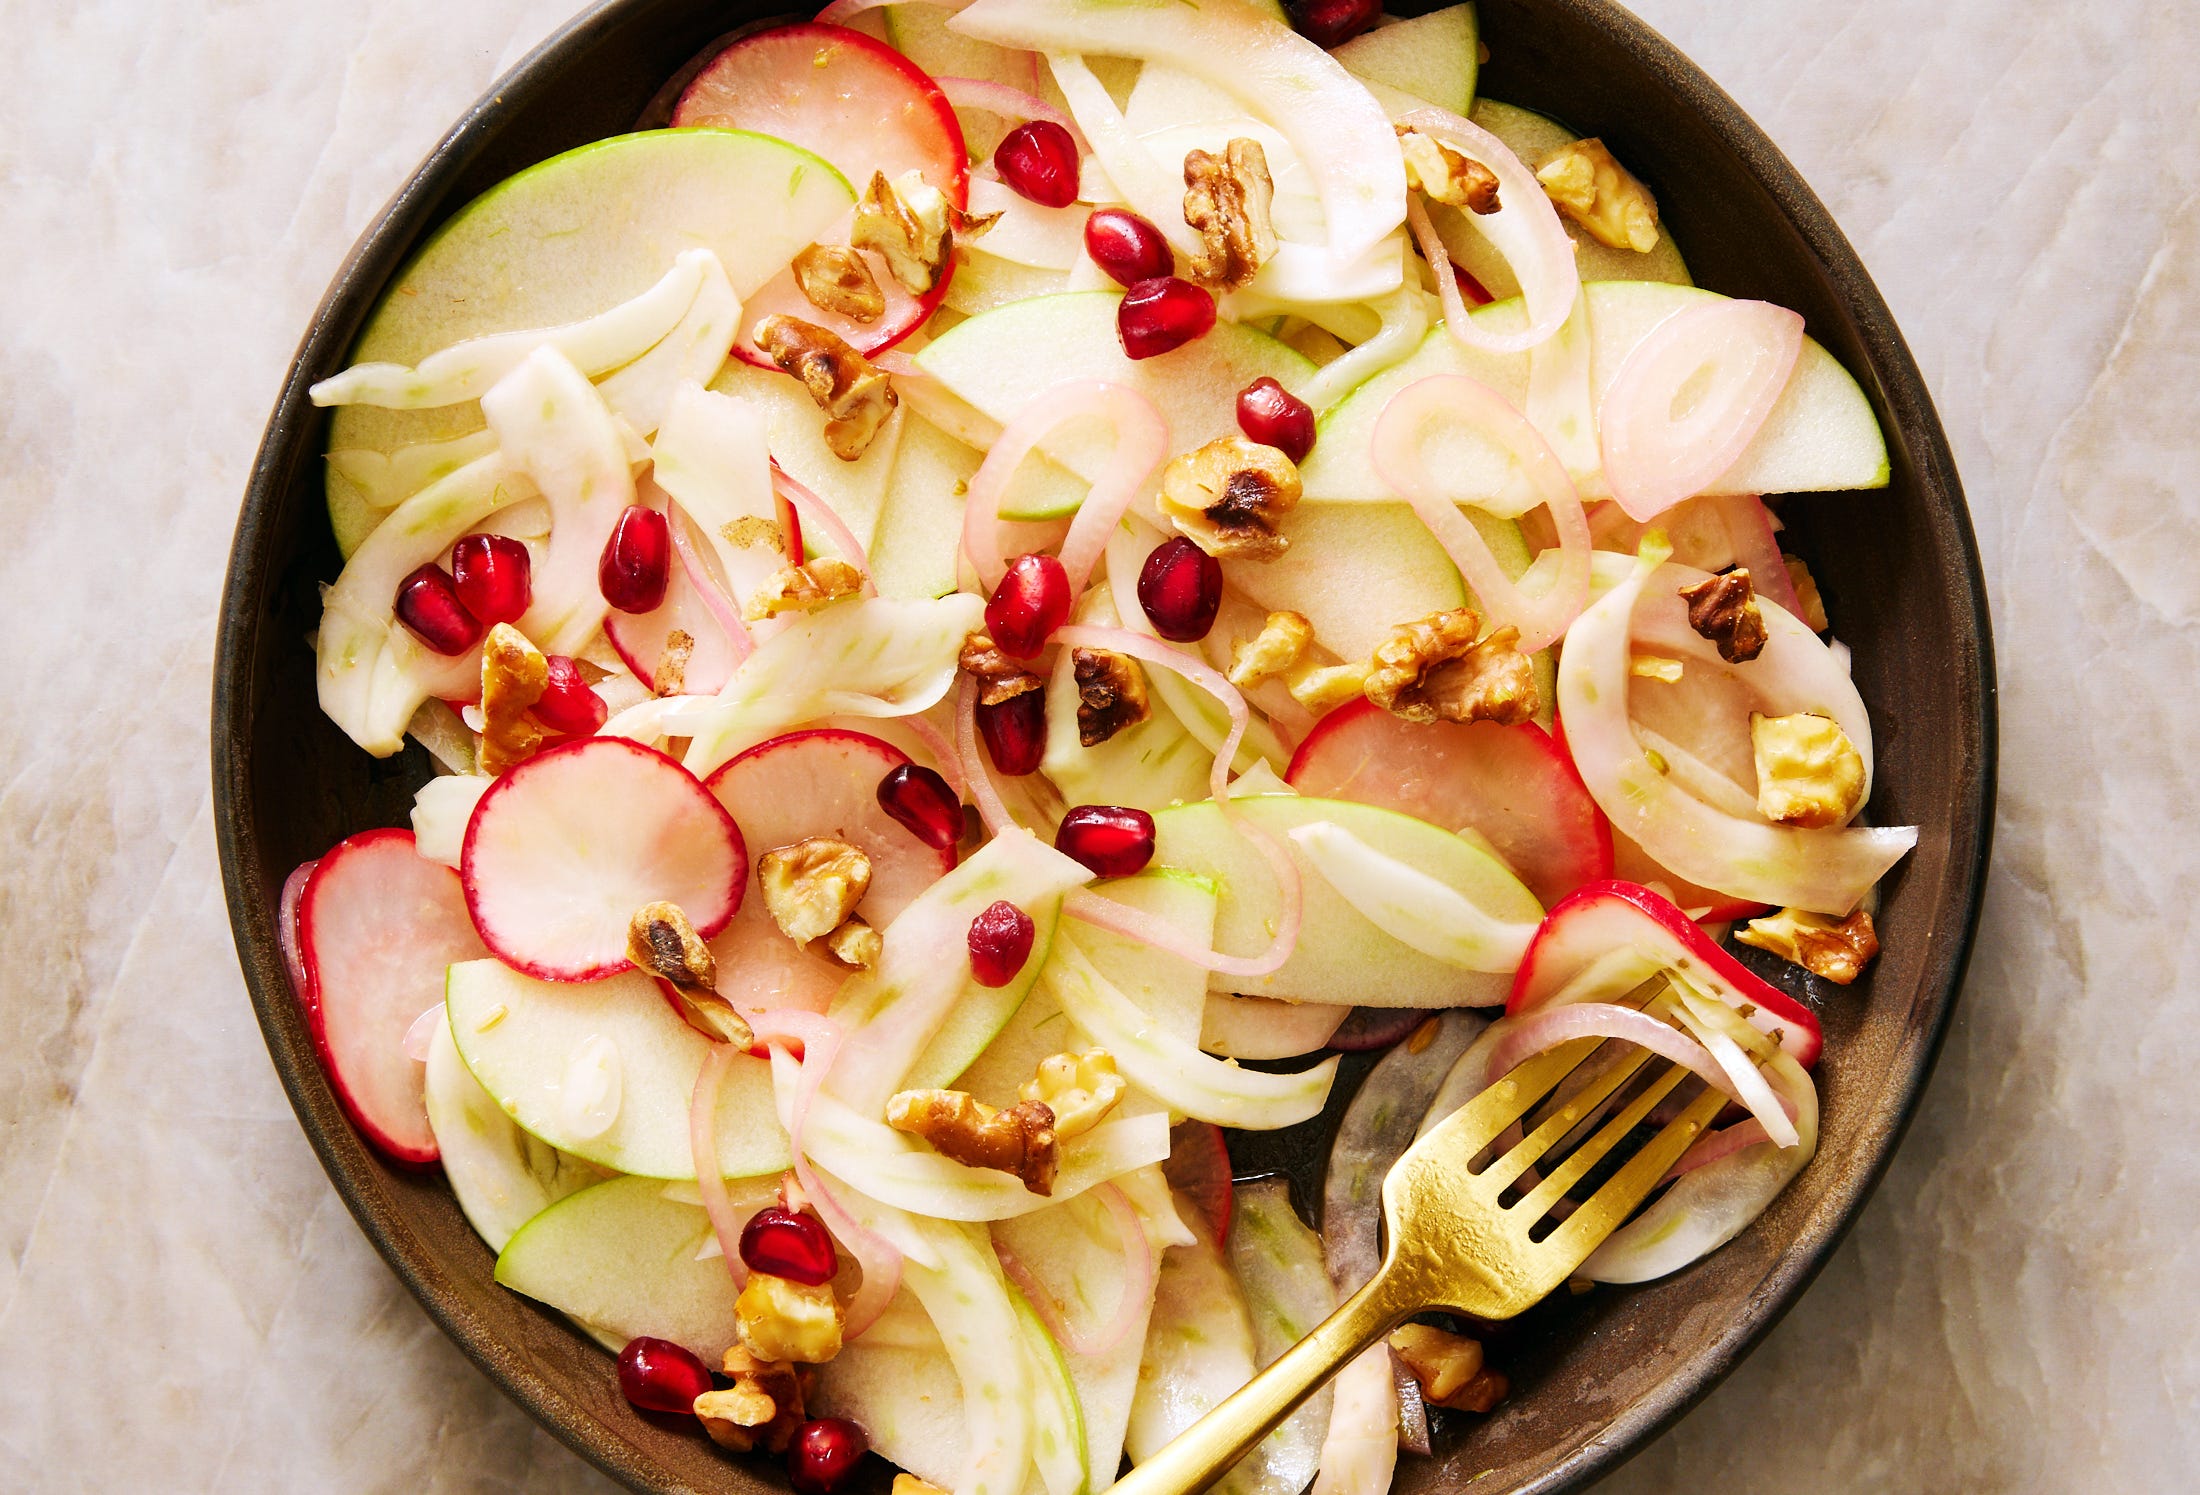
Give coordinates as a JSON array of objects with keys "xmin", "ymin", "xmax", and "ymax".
[{"xmin": 284, "ymin": 0, "xmax": 1912, "ymax": 1489}]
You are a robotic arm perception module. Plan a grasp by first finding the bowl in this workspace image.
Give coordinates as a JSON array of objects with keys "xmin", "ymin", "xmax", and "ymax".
[{"xmin": 211, "ymin": 1, "xmax": 1997, "ymax": 1490}]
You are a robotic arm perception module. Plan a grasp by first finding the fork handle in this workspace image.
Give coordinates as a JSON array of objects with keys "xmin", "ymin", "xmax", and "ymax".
[{"xmin": 1105, "ymin": 1263, "xmax": 1420, "ymax": 1495}]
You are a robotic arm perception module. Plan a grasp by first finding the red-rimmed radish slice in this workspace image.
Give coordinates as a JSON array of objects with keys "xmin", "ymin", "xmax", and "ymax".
[
  {"xmin": 462, "ymin": 738, "xmax": 747, "ymax": 982},
  {"xmin": 1507, "ymin": 879, "xmax": 1821, "ymax": 1067},
  {"xmin": 703, "ymin": 728, "xmax": 960, "ymax": 1013},
  {"xmin": 1286, "ymin": 699, "xmax": 1609, "ymax": 908},
  {"xmin": 299, "ymin": 830, "xmax": 489, "ymax": 1163},
  {"xmin": 1600, "ymin": 300, "xmax": 1805, "ymax": 523},
  {"xmin": 1162, "ymin": 1119, "xmax": 1232, "ymax": 1243},
  {"xmin": 675, "ymin": 23, "xmax": 968, "ymax": 360},
  {"xmin": 605, "ymin": 510, "xmax": 743, "ymax": 695}
]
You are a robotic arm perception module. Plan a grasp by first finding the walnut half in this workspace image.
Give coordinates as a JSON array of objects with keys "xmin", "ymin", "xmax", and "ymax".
[
  {"xmin": 695, "ymin": 1347, "xmax": 806, "ymax": 1454},
  {"xmin": 744, "ymin": 558, "xmax": 864, "ymax": 621},
  {"xmin": 753, "ymin": 314, "xmax": 897, "ymax": 460},
  {"xmin": 791, "ymin": 243, "xmax": 885, "ymax": 324},
  {"xmin": 886, "ymin": 1088, "xmax": 1059, "ymax": 1195},
  {"xmin": 1750, "ymin": 711, "xmax": 1865, "ymax": 829},
  {"xmin": 1227, "ymin": 610, "xmax": 1313, "ymax": 690},
  {"xmin": 1019, "ymin": 1050, "xmax": 1124, "ymax": 1138},
  {"xmin": 736, "ymin": 1271, "xmax": 844, "ymax": 1364},
  {"xmin": 758, "ymin": 838, "xmax": 872, "ymax": 945},
  {"xmin": 1397, "ymin": 126, "xmax": 1501, "ymax": 213},
  {"xmin": 1535, "ymin": 138, "xmax": 1659, "ymax": 253},
  {"xmin": 850, "ymin": 169, "xmax": 996, "ymax": 296},
  {"xmin": 1389, "ymin": 1323, "xmax": 1507, "ymax": 1413},
  {"xmin": 961, "ymin": 630, "xmax": 1045, "ymax": 705},
  {"xmin": 626, "ymin": 902, "xmax": 754, "ymax": 1048},
  {"xmin": 479, "ymin": 622, "xmax": 547, "ymax": 775},
  {"xmin": 1183, "ymin": 138, "xmax": 1279, "ymax": 289},
  {"xmin": 1365, "ymin": 611, "xmax": 1539, "ymax": 726},
  {"xmin": 1159, "ymin": 436, "xmax": 1301, "ymax": 561},
  {"xmin": 1737, "ymin": 906, "xmax": 1880, "ymax": 984},
  {"xmin": 1073, "ymin": 647, "xmax": 1151, "ymax": 746},
  {"xmin": 1678, "ymin": 569, "xmax": 1768, "ymax": 664}
]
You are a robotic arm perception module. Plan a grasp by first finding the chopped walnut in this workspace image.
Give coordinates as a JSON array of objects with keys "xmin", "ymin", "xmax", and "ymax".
[
  {"xmin": 723, "ymin": 515, "xmax": 788, "ymax": 553},
  {"xmin": 1783, "ymin": 554, "xmax": 1829, "ymax": 632},
  {"xmin": 1396, "ymin": 126, "xmax": 1501, "ymax": 214},
  {"xmin": 1630, "ymin": 654, "xmax": 1685, "ymax": 683},
  {"xmin": 1073, "ymin": 647, "xmax": 1151, "ymax": 746},
  {"xmin": 1365, "ymin": 612, "xmax": 1539, "ymax": 726},
  {"xmin": 1020, "ymin": 1050, "xmax": 1125, "ymax": 1138},
  {"xmin": 1678, "ymin": 570, "xmax": 1768, "ymax": 665},
  {"xmin": 479, "ymin": 622, "xmax": 547, "ymax": 775},
  {"xmin": 1737, "ymin": 906, "xmax": 1880, "ymax": 984},
  {"xmin": 758, "ymin": 838, "xmax": 873, "ymax": 945},
  {"xmin": 850, "ymin": 169, "xmax": 996, "ymax": 297},
  {"xmin": 1159, "ymin": 436, "xmax": 1301, "ymax": 561},
  {"xmin": 752, "ymin": 314, "xmax": 898, "ymax": 460},
  {"xmin": 885, "ymin": 1088, "xmax": 1059, "ymax": 1195},
  {"xmin": 1535, "ymin": 138, "xmax": 1660, "ymax": 253},
  {"xmin": 960, "ymin": 631, "xmax": 1045, "ymax": 705},
  {"xmin": 1289, "ymin": 661, "xmax": 1371, "ymax": 713},
  {"xmin": 1389, "ymin": 1323, "xmax": 1507, "ymax": 1413},
  {"xmin": 821, "ymin": 917, "xmax": 881, "ymax": 970},
  {"xmin": 696, "ymin": 1348, "xmax": 805, "ymax": 1454},
  {"xmin": 1227, "ymin": 611, "xmax": 1314, "ymax": 689},
  {"xmin": 1750, "ymin": 711, "xmax": 1866, "ymax": 828},
  {"xmin": 791, "ymin": 243, "xmax": 885, "ymax": 324},
  {"xmin": 736, "ymin": 1271, "xmax": 844, "ymax": 1364},
  {"xmin": 654, "ymin": 627, "xmax": 696, "ymax": 697},
  {"xmin": 893, "ymin": 1477, "xmax": 951, "ymax": 1495},
  {"xmin": 626, "ymin": 902, "xmax": 755, "ymax": 1047},
  {"xmin": 744, "ymin": 558, "xmax": 865, "ymax": 621},
  {"xmin": 1182, "ymin": 138, "xmax": 1279, "ymax": 289}
]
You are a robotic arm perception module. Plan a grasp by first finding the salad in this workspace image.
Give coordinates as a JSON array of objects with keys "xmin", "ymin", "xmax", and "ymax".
[{"xmin": 284, "ymin": 0, "xmax": 1917, "ymax": 1490}]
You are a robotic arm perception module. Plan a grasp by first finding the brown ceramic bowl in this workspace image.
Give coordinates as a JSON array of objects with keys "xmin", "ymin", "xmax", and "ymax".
[{"xmin": 212, "ymin": 1, "xmax": 1996, "ymax": 1490}]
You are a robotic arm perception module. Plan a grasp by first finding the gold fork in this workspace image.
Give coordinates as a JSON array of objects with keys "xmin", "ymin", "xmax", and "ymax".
[{"xmin": 1109, "ymin": 1028, "xmax": 1730, "ymax": 1495}]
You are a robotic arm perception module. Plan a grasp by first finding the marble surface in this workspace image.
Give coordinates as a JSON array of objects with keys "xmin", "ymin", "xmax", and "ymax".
[{"xmin": 1, "ymin": 0, "xmax": 2192, "ymax": 1488}]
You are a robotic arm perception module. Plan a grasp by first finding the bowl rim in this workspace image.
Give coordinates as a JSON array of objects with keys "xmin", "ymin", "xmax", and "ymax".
[{"xmin": 210, "ymin": 2, "xmax": 1998, "ymax": 1491}]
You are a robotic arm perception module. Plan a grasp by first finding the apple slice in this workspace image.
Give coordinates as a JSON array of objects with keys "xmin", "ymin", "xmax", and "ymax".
[
  {"xmin": 462, "ymin": 737, "xmax": 748, "ymax": 982},
  {"xmin": 298, "ymin": 828, "xmax": 489, "ymax": 1163},
  {"xmin": 1199, "ymin": 993, "xmax": 1350, "ymax": 1059},
  {"xmin": 1285, "ymin": 699, "xmax": 1610, "ymax": 906},
  {"xmin": 1331, "ymin": 5, "xmax": 1479, "ymax": 116},
  {"xmin": 423, "ymin": 1012, "xmax": 608, "ymax": 1252}
]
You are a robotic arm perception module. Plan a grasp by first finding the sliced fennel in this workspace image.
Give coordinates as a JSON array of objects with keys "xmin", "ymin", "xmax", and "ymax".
[
  {"xmin": 900, "ymin": 1219, "xmax": 1037, "ymax": 1495},
  {"xmin": 1286, "ymin": 820, "xmax": 1540, "ymax": 974},
  {"xmin": 424, "ymin": 1013, "xmax": 607, "ymax": 1253},
  {"xmin": 1224, "ymin": 1179, "xmax": 1336, "ymax": 1495},
  {"xmin": 647, "ymin": 379, "xmax": 784, "ymax": 609},
  {"xmin": 326, "ymin": 428, "xmax": 499, "ymax": 513},
  {"xmin": 1010, "ymin": 1284, "xmax": 1091, "ymax": 1495}
]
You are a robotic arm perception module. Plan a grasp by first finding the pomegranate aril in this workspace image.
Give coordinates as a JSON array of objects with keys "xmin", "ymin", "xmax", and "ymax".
[
  {"xmin": 394, "ymin": 563, "xmax": 482, "ymax": 656},
  {"xmin": 450, "ymin": 533, "xmax": 532, "ymax": 626},
  {"xmin": 1118, "ymin": 277, "xmax": 1215, "ymax": 361},
  {"xmin": 975, "ymin": 689, "xmax": 1047, "ymax": 776},
  {"xmin": 1236, "ymin": 377, "xmax": 1317, "ymax": 464},
  {"xmin": 1292, "ymin": 0, "xmax": 1381, "ymax": 48},
  {"xmin": 534, "ymin": 655, "xmax": 607, "ymax": 736},
  {"xmin": 738, "ymin": 1206, "xmax": 838, "ymax": 1286},
  {"xmin": 1084, "ymin": 208, "xmax": 1174, "ymax": 287},
  {"xmin": 600, "ymin": 505, "xmax": 671, "ymax": 614},
  {"xmin": 994, "ymin": 120, "xmax": 1082, "ymax": 209},
  {"xmin": 788, "ymin": 1417, "xmax": 869, "ymax": 1495},
  {"xmin": 1136, "ymin": 537, "xmax": 1225, "ymax": 642},
  {"xmin": 877, "ymin": 764, "xmax": 964, "ymax": 853},
  {"xmin": 985, "ymin": 553, "xmax": 1072, "ymax": 658},
  {"xmin": 968, "ymin": 899, "xmax": 1036, "ymax": 988},
  {"xmin": 1055, "ymin": 805, "xmax": 1157, "ymax": 877},
  {"xmin": 617, "ymin": 1336, "xmax": 713, "ymax": 1415}
]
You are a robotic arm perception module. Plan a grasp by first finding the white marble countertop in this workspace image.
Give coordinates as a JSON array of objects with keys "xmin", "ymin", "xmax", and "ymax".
[{"xmin": 1, "ymin": 0, "xmax": 2191, "ymax": 1488}]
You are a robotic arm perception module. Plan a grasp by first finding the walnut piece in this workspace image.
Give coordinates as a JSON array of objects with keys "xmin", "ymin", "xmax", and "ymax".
[
  {"xmin": 1396, "ymin": 126, "xmax": 1501, "ymax": 213},
  {"xmin": 1073, "ymin": 647, "xmax": 1151, "ymax": 746},
  {"xmin": 1289, "ymin": 662, "xmax": 1371, "ymax": 713},
  {"xmin": 1783, "ymin": 553, "xmax": 1829, "ymax": 631},
  {"xmin": 695, "ymin": 1348, "xmax": 805, "ymax": 1454},
  {"xmin": 1365, "ymin": 612, "xmax": 1539, "ymax": 726},
  {"xmin": 960, "ymin": 630, "xmax": 1045, "ymax": 705},
  {"xmin": 1389, "ymin": 1323, "xmax": 1507, "ymax": 1413},
  {"xmin": 723, "ymin": 515, "xmax": 788, "ymax": 554},
  {"xmin": 791, "ymin": 243, "xmax": 885, "ymax": 324},
  {"xmin": 1182, "ymin": 138, "xmax": 1279, "ymax": 289},
  {"xmin": 885, "ymin": 1088, "xmax": 1059, "ymax": 1195},
  {"xmin": 1227, "ymin": 611, "xmax": 1314, "ymax": 689},
  {"xmin": 1678, "ymin": 570, "xmax": 1768, "ymax": 664},
  {"xmin": 753, "ymin": 314, "xmax": 898, "ymax": 460},
  {"xmin": 654, "ymin": 627, "xmax": 696, "ymax": 697},
  {"xmin": 1019, "ymin": 1050, "xmax": 1125, "ymax": 1138},
  {"xmin": 758, "ymin": 838, "xmax": 873, "ymax": 945},
  {"xmin": 744, "ymin": 558, "xmax": 865, "ymax": 621},
  {"xmin": 1750, "ymin": 711, "xmax": 1866, "ymax": 828},
  {"xmin": 1737, "ymin": 907, "xmax": 1880, "ymax": 984},
  {"xmin": 736, "ymin": 1271, "xmax": 844, "ymax": 1364},
  {"xmin": 626, "ymin": 902, "xmax": 755, "ymax": 1047},
  {"xmin": 479, "ymin": 622, "xmax": 547, "ymax": 775},
  {"xmin": 1159, "ymin": 436, "xmax": 1301, "ymax": 561},
  {"xmin": 822, "ymin": 917, "xmax": 882, "ymax": 970},
  {"xmin": 1630, "ymin": 654, "xmax": 1685, "ymax": 683},
  {"xmin": 1535, "ymin": 138, "xmax": 1659, "ymax": 253},
  {"xmin": 850, "ymin": 169, "xmax": 996, "ymax": 296}
]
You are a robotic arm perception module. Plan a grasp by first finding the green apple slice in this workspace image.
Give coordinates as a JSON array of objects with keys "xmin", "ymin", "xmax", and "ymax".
[
  {"xmin": 871, "ymin": 415, "xmax": 979, "ymax": 600},
  {"xmin": 1331, "ymin": 5, "xmax": 1479, "ymax": 117},
  {"xmin": 424, "ymin": 1011, "xmax": 608, "ymax": 1253}
]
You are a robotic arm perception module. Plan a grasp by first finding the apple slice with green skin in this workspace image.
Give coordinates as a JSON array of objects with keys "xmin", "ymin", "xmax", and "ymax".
[
  {"xmin": 325, "ymin": 130, "xmax": 854, "ymax": 557},
  {"xmin": 1150, "ymin": 794, "xmax": 1543, "ymax": 1008},
  {"xmin": 1332, "ymin": 5, "xmax": 1479, "ymax": 117},
  {"xmin": 1124, "ymin": 1201, "xmax": 1260, "ymax": 1467},
  {"xmin": 869, "ymin": 414, "xmax": 977, "ymax": 600}
]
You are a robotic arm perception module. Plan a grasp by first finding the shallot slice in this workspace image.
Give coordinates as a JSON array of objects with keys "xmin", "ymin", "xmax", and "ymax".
[
  {"xmin": 1484, "ymin": 1001, "xmax": 1737, "ymax": 1108},
  {"xmin": 997, "ymin": 1182, "xmax": 1152, "ymax": 1356},
  {"xmin": 1714, "ymin": 494, "xmax": 1808, "ymax": 620},
  {"xmin": 689, "ymin": 1043, "xmax": 758, "ymax": 1288},
  {"xmin": 668, "ymin": 510, "xmax": 754, "ymax": 666},
  {"xmin": 961, "ymin": 381, "xmax": 1169, "ymax": 595},
  {"xmin": 935, "ymin": 77, "xmax": 1081, "ymax": 148},
  {"xmin": 771, "ymin": 467, "xmax": 876, "ymax": 592}
]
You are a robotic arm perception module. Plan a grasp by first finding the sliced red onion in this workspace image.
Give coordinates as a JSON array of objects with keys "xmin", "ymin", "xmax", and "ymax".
[
  {"xmin": 935, "ymin": 76, "xmax": 1083, "ymax": 149},
  {"xmin": 1483, "ymin": 999, "xmax": 1746, "ymax": 1116},
  {"xmin": 689, "ymin": 1042, "xmax": 755, "ymax": 1289},
  {"xmin": 401, "ymin": 1003, "xmax": 443, "ymax": 1063},
  {"xmin": 278, "ymin": 858, "xmax": 317, "ymax": 1011},
  {"xmin": 1663, "ymin": 1118, "xmax": 1772, "ymax": 1182},
  {"xmin": 998, "ymin": 1182, "xmax": 1152, "ymax": 1357},
  {"xmin": 772, "ymin": 466, "xmax": 875, "ymax": 591},
  {"xmin": 955, "ymin": 673, "xmax": 1018, "ymax": 836},
  {"xmin": 1600, "ymin": 300, "xmax": 1804, "ymax": 522},
  {"xmin": 669, "ymin": 506, "xmax": 755, "ymax": 665},
  {"xmin": 900, "ymin": 710, "xmax": 971, "ymax": 803},
  {"xmin": 1714, "ymin": 494, "xmax": 1807, "ymax": 619}
]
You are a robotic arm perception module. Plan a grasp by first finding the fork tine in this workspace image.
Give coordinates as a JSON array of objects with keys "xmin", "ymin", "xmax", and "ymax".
[
  {"xmin": 1477, "ymin": 1043, "xmax": 1657, "ymax": 1196},
  {"xmin": 1545, "ymin": 1082, "xmax": 1732, "ymax": 1261},
  {"xmin": 1514, "ymin": 1061, "xmax": 1692, "ymax": 1221},
  {"xmin": 1408, "ymin": 1036, "xmax": 1605, "ymax": 1162}
]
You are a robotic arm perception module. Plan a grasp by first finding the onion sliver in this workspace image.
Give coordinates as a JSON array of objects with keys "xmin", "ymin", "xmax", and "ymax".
[
  {"xmin": 1600, "ymin": 300, "xmax": 1804, "ymax": 522},
  {"xmin": 998, "ymin": 1182, "xmax": 1152, "ymax": 1356},
  {"xmin": 772, "ymin": 466, "xmax": 875, "ymax": 590},
  {"xmin": 1485, "ymin": 1001, "xmax": 1738, "ymax": 1107},
  {"xmin": 936, "ymin": 76, "xmax": 1084, "ymax": 147},
  {"xmin": 961, "ymin": 381, "xmax": 1168, "ymax": 595},
  {"xmin": 689, "ymin": 1043, "xmax": 757, "ymax": 1289},
  {"xmin": 1714, "ymin": 494, "xmax": 1808, "ymax": 620},
  {"xmin": 816, "ymin": 0, "xmax": 968, "ymax": 24},
  {"xmin": 278, "ymin": 858, "xmax": 317, "ymax": 1009},
  {"xmin": 956, "ymin": 673, "xmax": 1019, "ymax": 836},
  {"xmin": 669, "ymin": 507, "xmax": 755, "ymax": 666}
]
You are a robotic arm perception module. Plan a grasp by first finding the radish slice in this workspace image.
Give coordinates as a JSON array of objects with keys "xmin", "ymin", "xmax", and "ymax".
[
  {"xmin": 1369, "ymin": 373, "xmax": 1591, "ymax": 653},
  {"xmin": 703, "ymin": 728, "xmax": 957, "ymax": 1013},
  {"xmin": 298, "ymin": 829, "xmax": 490, "ymax": 1163},
  {"xmin": 605, "ymin": 507, "xmax": 743, "ymax": 694},
  {"xmin": 1285, "ymin": 700, "xmax": 1610, "ymax": 908},
  {"xmin": 462, "ymin": 737, "xmax": 748, "ymax": 982},
  {"xmin": 1600, "ymin": 300, "xmax": 1805, "ymax": 522}
]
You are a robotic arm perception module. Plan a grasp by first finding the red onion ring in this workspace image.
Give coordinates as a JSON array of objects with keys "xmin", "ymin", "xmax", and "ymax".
[
  {"xmin": 1714, "ymin": 494, "xmax": 1807, "ymax": 620},
  {"xmin": 955, "ymin": 673, "xmax": 1018, "ymax": 836},
  {"xmin": 669, "ymin": 505, "xmax": 756, "ymax": 664},
  {"xmin": 278, "ymin": 859, "xmax": 317, "ymax": 1011},
  {"xmin": 960, "ymin": 381, "xmax": 1168, "ymax": 595},
  {"xmin": 689, "ymin": 1042, "xmax": 757, "ymax": 1288},
  {"xmin": 935, "ymin": 77, "xmax": 1081, "ymax": 149},
  {"xmin": 997, "ymin": 1182, "xmax": 1152, "ymax": 1356},
  {"xmin": 771, "ymin": 466, "xmax": 875, "ymax": 591},
  {"xmin": 1484, "ymin": 1001, "xmax": 1738, "ymax": 1105}
]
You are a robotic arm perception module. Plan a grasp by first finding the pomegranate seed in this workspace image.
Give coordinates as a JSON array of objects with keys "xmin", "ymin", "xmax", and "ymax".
[
  {"xmin": 877, "ymin": 764, "xmax": 963, "ymax": 852},
  {"xmin": 788, "ymin": 1417, "xmax": 869, "ymax": 1495},
  {"xmin": 975, "ymin": 689, "xmax": 1047, "ymax": 776},
  {"xmin": 599, "ymin": 505, "xmax": 671, "ymax": 614},
  {"xmin": 1292, "ymin": 0, "xmax": 1380, "ymax": 47},
  {"xmin": 1084, "ymin": 208, "xmax": 1174, "ymax": 286},
  {"xmin": 1118, "ymin": 277, "xmax": 1215, "ymax": 361},
  {"xmin": 1236, "ymin": 377, "xmax": 1317, "ymax": 464},
  {"xmin": 449, "ymin": 533, "xmax": 532, "ymax": 626},
  {"xmin": 994, "ymin": 120, "xmax": 1082, "ymax": 208},
  {"xmin": 616, "ymin": 1336, "xmax": 712, "ymax": 1414},
  {"xmin": 1055, "ymin": 805, "xmax": 1157, "ymax": 877},
  {"xmin": 393, "ymin": 563, "xmax": 482, "ymax": 656},
  {"xmin": 968, "ymin": 900, "xmax": 1036, "ymax": 988},
  {"xmin": 534, "ymin": 655, "xmax": 607, "ymax": 736},
  {"xmin": 739, "ymin": 1206, "xmax": 838, "ymax": 1286},
  {"xmin": 1136, "ymin": 537, "xmax": 1225, "ymax": 642},
  {"xmin": 985, "ymin": 553, "xmax": 1072, "ymax": 658}
]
